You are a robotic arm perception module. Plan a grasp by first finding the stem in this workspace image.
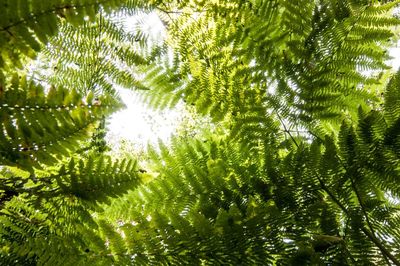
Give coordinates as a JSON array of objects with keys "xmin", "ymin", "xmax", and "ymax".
[
  {"xmin": 274, "ymin": 109, "xmax": 299, "ymax": 148},
  {"xmin": 283, "ymin": 127, "xmax": 399, "ymax": 265},
  {"xmin": 347, "ymin": 172, "xmax": 391, "ymax": 265},
  {"xmin": 317, "ymin": 173, "xmax": 399, "ymax": 265},
  {"xmin": 361, "ymin": 227, "xmax": 400, "ymax": 266}
]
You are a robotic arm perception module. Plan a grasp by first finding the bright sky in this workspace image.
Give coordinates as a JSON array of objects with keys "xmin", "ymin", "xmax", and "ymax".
[
  {"xmin": 106, "ymin": 12, "xmax": 184, "ymax": 151},
  {"xmin": 106, "ymin": 88, "xmax": 185, "ymax": 150},
  {"xmin": 389, "ymin": 44, "xmax": 400, "ymax": 70}
]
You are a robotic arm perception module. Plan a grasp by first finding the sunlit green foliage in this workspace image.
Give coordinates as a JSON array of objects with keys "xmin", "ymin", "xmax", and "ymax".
[{"xmin": 1, "ymin": 0, "xmax": 400, "ymax": 265}]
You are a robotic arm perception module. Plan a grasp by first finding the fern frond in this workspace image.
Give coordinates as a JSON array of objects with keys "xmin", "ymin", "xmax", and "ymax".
[
  {"xmin": 0, "ymin": 74, "xmax": 120, "ymax": 170},
  {"xmin": 39, "ymin": 13, "xmax": 150, "ymax": 96},
  {"xmin": 55, "ymin": 155, "xmax": 141, "ymax": 204}
]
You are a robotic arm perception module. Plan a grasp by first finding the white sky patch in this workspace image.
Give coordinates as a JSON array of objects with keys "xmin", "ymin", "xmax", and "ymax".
[
  {"xmin": 106, "ymin": 88, "xmax": 184, "ymax": 150},
  {"xmin": 388, "ymin": 42, "xmax": 400, "ymax": 70},
  {"xmin": 106, "ymin": 12, "xmax": 179, "ymax": 151},
  {"xmin": 123, "ymin": 11, "xmax": 166, "ymax": 45}
]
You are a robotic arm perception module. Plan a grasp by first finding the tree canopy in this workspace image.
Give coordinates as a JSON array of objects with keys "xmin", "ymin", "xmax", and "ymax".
[{"xmin": 1, "ymin": 0, "xmax": 400, "ymax": 265}]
